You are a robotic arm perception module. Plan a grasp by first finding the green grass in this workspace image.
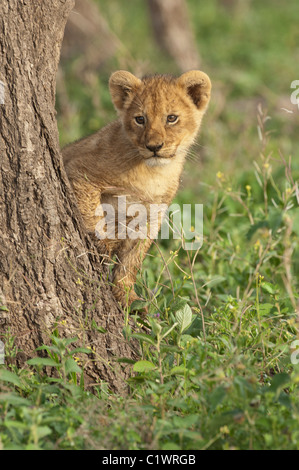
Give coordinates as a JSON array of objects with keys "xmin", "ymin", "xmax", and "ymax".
[{"xmin": 1, "ymin": 0, "xmax": 299, "ymax": 450}]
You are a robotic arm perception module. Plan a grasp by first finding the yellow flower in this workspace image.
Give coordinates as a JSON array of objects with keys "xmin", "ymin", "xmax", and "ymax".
[
  {"xmin": 254, "ymin": 239, "xmax": 261, "ymax": 250},
  {"xmin": 216, "ymin": 171, "xmax": 226, "ymax": 182},
  {"xmin": 220, "ymin": 426, "xmax": 230, "ymax": 435}
]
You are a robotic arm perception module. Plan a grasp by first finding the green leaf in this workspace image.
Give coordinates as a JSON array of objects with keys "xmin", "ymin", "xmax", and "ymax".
[
  {"xmin": 161, "ymin": 322, "xmax": 178, "ymax": 339},
  {"xmin": 35, "ymin": 426, "xmax": 52, "ymax": 439},
  {"xmin": 0, "ymin": 369, "xmax": 24, "ymax": 389},
  {"xmin": 160, "ymin": 345, "xmax": 182, "ymax": 354},
  {"xmin": 130, "ymin": 300, "xmax": 149, "ymax": 311},
  {"xmin": 91, "ymin": 320, "xmax": 107, "ymax": 334},
  {"xmin": 122, "ymin": 325, "xmax": 132, "ymax": 339},
  {"xmin": 161, "ymin": 442, "xmax": 181, "ymax": 450},
  {"xmin": 133, "ymin": 360, "xmax": 156, "ymax": 373},
  {"xmin": 170, "ymin": 365, "xmax": 186, "ymax": 375},
  {"xmin": 148, "ymin": 317, "xmax": 162, "ymax": 336},
  {"xmin": 24, "ymin": 444, "xmax": 42, "ymax": 450},
  {"xmin": 49, "ymin": 336, "xmax": 77, "ymax": 348},
  {"xmin": 268, "ymin": 209, "xmax": 283, "ymax": 233},
  {"xmin": 169, "ymin": 298, "xmax": 189, "ymax": 313},
  {"xmin": 132, "ymin": 333, "xmax": 156, "ymax": 346},
  {"xmin": 27, "ymin": 357, "xmax": 60, "ymax": 367},
  {"xmin": 205, "ymin": 276, "xmax": 226, "ymax": 287},
  {"xmin": 64, "ymin": 358, "xmax": 81, "ymax": 375},
  {"xmin": 173, "ymin": 414, "xmax": 198, "ymax": 428},
  {"xmin": 209, "ymin": 386, "xmax": 227, "ymax": 410},
  {"xmin": 261, "ymin": 282, "xmax": 278, "ymax": 295},
  {"xmin": 258, "ymin": 303, "xmax": 275, "ymax": 316},
  {"xmin": 246, "ymin": 220, "xmax": 269, "ymax": 240},
  {"xmin": 35, "ymin": 345, "xmax": 60, "ymax": 355},
  {"xmin": 116, "ymin": 357, "xmax": 136, "ymax": 364},
  {"xmin": 4, "ymin": 419, "xmax": 28, "ymax": 430},
  {"xmin": 3, "ymin": 444, "xmax": 25, "ymax": 451},
  {"xmin": 69, "ymin": 347, "xmax": 91, "ymax": 355},
  {"xmin": 134, "ymin": 283, "xmax": 143, "ymax": 298},
  {"xmin": 175, "ymin": 304, "xmax": 192, "ymax": 332},
  {"xmin": 180, "ymin": 334, "xmax": 195, "ymax": 346},
  {"xmin": 268, "ymin": 373, "xmax": 290, "ymax": 394},
  {"xmin": 0, "ymin": 393, "xmax": 30, "ymax": 406}
]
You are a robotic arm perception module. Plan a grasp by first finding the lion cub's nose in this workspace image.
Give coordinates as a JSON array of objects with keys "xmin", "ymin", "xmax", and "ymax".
[{"xmin": 146, "ymin": 143, "xmax": 164, "ymax": 154}]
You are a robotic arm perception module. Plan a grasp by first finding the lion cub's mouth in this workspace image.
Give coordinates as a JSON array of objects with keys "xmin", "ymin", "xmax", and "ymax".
[{"xmin": 145, "ymin": 154, "xmax": 174, "ymax": 167}]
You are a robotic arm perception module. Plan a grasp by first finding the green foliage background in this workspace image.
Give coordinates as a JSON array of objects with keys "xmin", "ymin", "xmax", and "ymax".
[{"xmin": 1, "ymin": 0, "xmax": 299, "ymax": 450}]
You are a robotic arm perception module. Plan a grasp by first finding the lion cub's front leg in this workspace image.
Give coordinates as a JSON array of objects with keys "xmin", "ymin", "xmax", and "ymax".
[
  {"xmin": 71, "ymin": 178, "xmax": 102, "ymax": 235},
  {"xmin": 70, "ymin": 179, "xmax": 151, "ymax": 308},
  {"xmin": 112, "ymin": 237, "xmax": 152, "ymax": 308}
]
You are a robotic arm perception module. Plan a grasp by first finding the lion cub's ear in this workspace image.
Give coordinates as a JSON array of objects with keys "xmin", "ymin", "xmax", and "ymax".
[
  {"xmin": 109, "ymin": 71, "xmax": 142, "ymax": 112},
  {"xmin": 178, "ymin": 70, "xmax": 211, "ymax": 112}
]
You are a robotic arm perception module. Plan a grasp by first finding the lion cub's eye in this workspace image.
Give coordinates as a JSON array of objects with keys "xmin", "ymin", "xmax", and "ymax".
[
  {"xmin": 135, "ymin": 116, "xmax": 145, "ymax": 125},
  {"xmin": 167, "ymin": 115, "xmax": 178, "ymax": 123}
]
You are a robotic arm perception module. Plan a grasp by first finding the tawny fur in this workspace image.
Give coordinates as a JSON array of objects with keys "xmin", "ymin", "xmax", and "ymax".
[{"xmin": 62, "ymin": 70, "xmax": 211, "ymax": 307}]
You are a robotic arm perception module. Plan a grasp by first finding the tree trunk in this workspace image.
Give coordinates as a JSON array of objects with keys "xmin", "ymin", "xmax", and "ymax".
[
  {"xmin": 0, "ymin": 0, "xmax": 136, "ymax": 393},
  {"xmin": 147, "ymin": 0, "xmax": 200, "ymax": 72}
]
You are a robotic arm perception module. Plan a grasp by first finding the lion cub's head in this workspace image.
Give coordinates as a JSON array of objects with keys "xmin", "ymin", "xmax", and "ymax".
[{"xmin": 109, "ymin": 70, "xmax": 211, "ymax": 167}]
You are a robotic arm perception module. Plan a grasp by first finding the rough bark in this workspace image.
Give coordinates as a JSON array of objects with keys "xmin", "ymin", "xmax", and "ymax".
[
  {"xmin": 147, "ymin": 0, "xmax": 200, "ymax": 71},
  {"xmin": 0, "ymin": 0, "xmax": 136, "ymax": 393}
]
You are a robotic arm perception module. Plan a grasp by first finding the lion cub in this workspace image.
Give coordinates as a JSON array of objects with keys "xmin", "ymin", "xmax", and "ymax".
[{"xmin": 62, "ymin": 70, "xmax": 211, "ymax": 308}]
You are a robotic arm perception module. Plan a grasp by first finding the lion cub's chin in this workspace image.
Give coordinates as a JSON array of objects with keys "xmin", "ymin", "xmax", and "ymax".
[{"xmin": 144, "ymin": 156, "xmax": 173, "ymax": 168}]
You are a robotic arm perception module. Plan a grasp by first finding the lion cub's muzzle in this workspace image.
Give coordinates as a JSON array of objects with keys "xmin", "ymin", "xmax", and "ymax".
[
  {"xmin": 144, "ymin": 142, "xmax": 176, "ymax": 160},
  {"xmin": 145, "ymin": 143, "xmax": 164, "ymax": 155}
]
